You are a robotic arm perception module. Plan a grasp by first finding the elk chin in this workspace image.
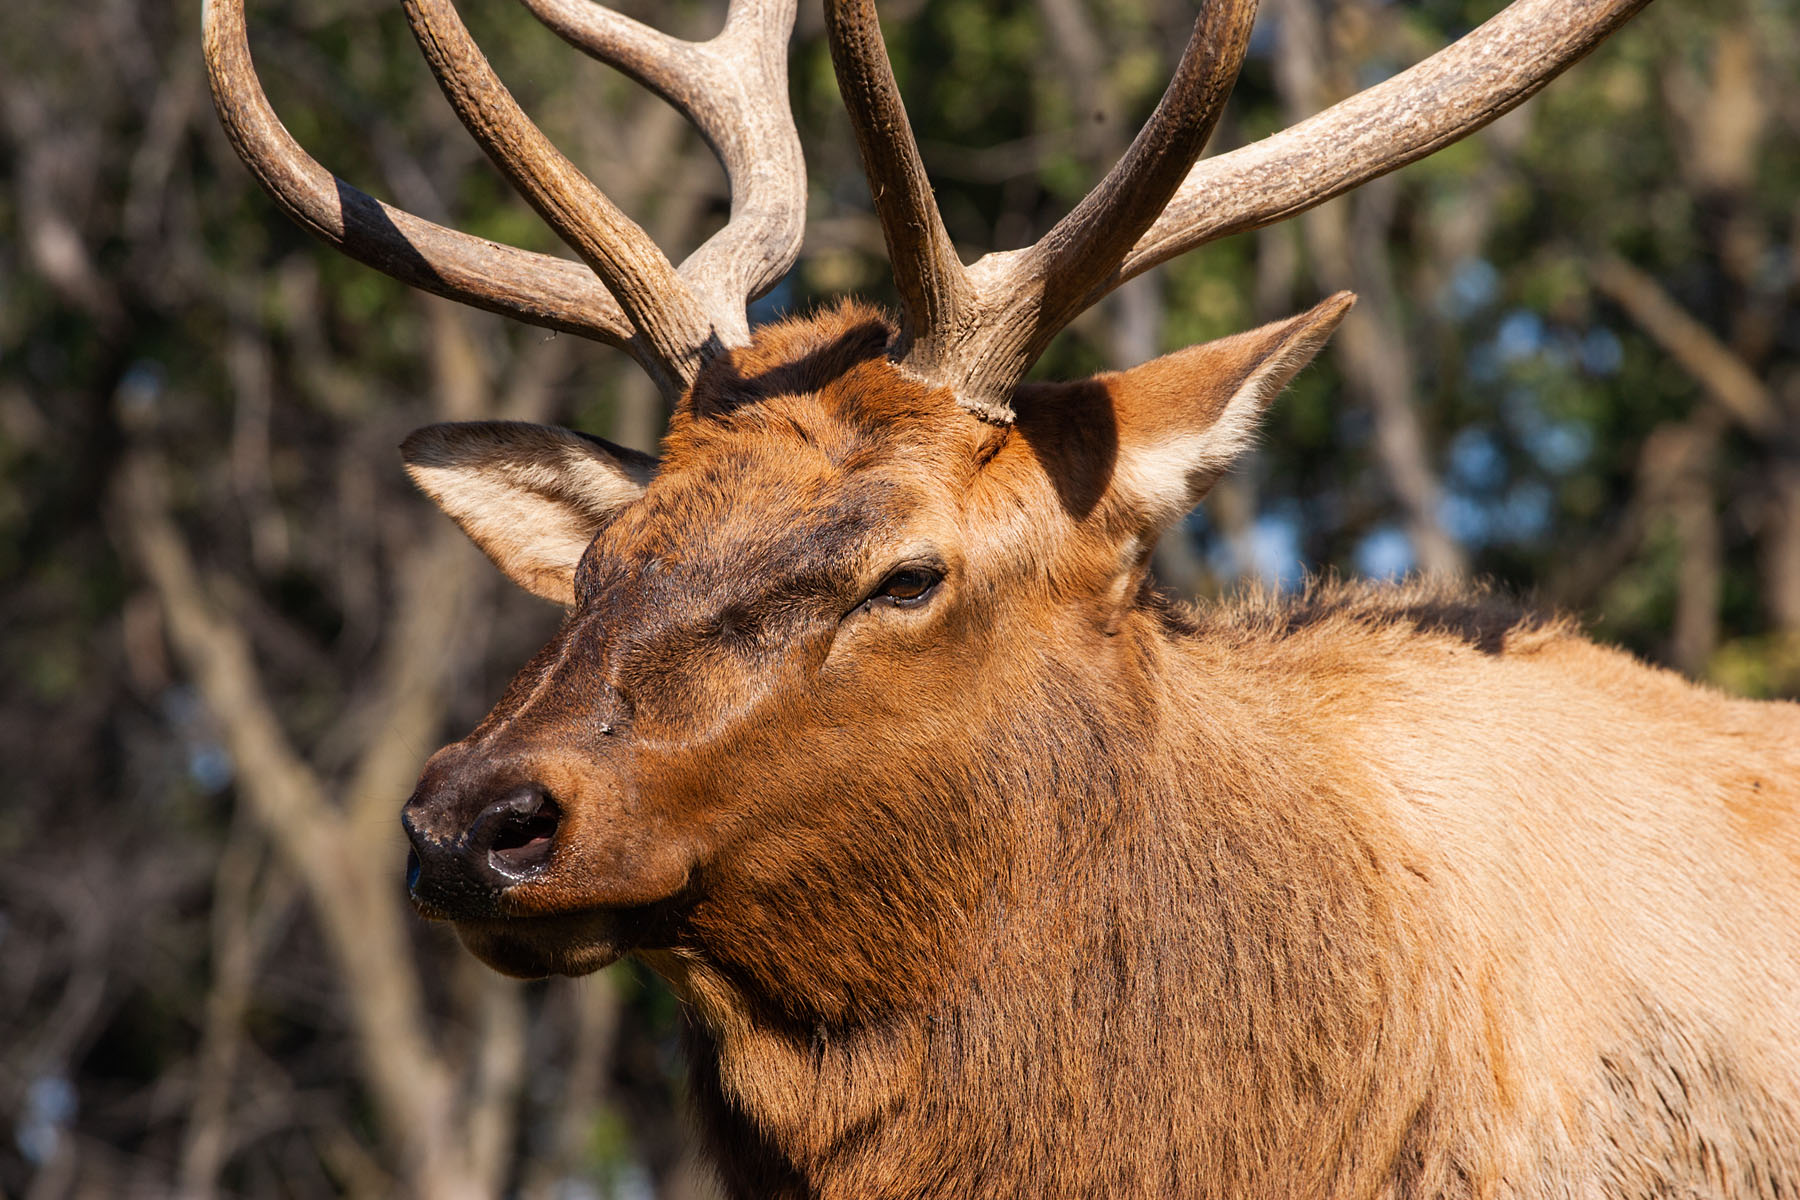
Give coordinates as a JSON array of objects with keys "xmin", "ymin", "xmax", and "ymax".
[{"xmin": 453, "ymin": 909, "xmax": 645, "ymax": 979}]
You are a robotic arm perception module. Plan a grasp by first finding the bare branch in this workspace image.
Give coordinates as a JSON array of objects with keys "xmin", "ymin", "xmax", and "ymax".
[
  {"xmin": 518, "ymin": 980, "xmax": 623, "ymax": 1200},
  {"xmin": 1546, "ymin": 412, "xmax": 1724, "ymax": 610},
  {"xmin": 201, "ymin": 0, "xmax": 637, "ymax": 350},
  {"xmin": 1764, "ymin": 461, "xmax": 1800, "ymax": 634},
  {"xmin": 457, "ymin": 960, "xmax": 529, "ymax": 1195},
  {"xmin": 178, "ymin": 816, "xmax": 286, "ymax": 1200},
  {"xmin": 1668, "ymin": 428, "xmax": 1723, "ymax": 674},
  {"xmin": 116, "ymin": 447, "xmax": 485, "ymax": 1198},
  {"xmin": 1270, "ymin": 0, "xmax": 1463, "ymax": 578},
  {"xmin": 2, "ymin": 90, "xmax": 126, "ymax": 329}
]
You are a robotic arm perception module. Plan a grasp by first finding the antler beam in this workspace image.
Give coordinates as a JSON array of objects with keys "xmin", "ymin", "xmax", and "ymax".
[{"xmin": 1112, "ymin": 0, "xmax": 1656, "ymax": 287}]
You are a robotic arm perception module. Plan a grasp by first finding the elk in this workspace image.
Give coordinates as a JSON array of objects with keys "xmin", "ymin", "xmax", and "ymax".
[{"xmin": 203, "ymin": 0, "xmax": 1800, "ymax": 1194}]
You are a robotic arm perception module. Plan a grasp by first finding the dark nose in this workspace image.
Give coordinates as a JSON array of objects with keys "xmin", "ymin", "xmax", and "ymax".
[{"xmin": 403, "ymin": 780, "xmax": 563, "ymax": 917}]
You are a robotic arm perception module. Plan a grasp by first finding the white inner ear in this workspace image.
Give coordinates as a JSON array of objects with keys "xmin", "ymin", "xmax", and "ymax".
[
  {"xmin": 1115, "ymin": 302, "xmax": 1348, "ymax": 530},
  {"xmin": 1115, "ymin": 390, "xmax": 1267, "ymax": 529},
  {"xmin": 403, "ymin": 423, "xmax": 654, "ymax": 606},
  {"xmin": 406, "ymin": 460, "xmax": 610, "ymax": 593}
]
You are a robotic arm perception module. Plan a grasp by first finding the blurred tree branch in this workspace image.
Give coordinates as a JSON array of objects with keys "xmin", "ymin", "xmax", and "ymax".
[
  {"xmin": 1589, "ymin": 255, "xmax": 1778, "ymax": 437},
  {"xmin": 116, "ymin": 435, "xmax": 485, "ymax": 1197},
  {"xmin": 1270, "ymin": 0, "xmax": 1466, "ymax": 579}
]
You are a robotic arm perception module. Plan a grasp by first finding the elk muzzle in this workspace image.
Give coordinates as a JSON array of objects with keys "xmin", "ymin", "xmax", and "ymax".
[{"xmin": 403, "ymin": 768, "xmax": 563, "ymax": 920}]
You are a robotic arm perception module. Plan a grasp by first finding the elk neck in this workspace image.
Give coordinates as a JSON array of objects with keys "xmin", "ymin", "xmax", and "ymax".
[{"xmin": 642, "ymin": 588, "xmax": 1439, "ymax": 1188}]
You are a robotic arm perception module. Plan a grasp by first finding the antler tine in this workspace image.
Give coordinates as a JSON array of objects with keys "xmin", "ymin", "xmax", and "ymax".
[
  {"xmin": 202, "ymin": 0, "xmax": 636, "ymax": 350},
  {"xmin": 938, "ymin": 0, "xmax": 1259, "ymax": 419},
  {"xmin": 1115, "ymin": 0, "xmax": 1654, "ymax": 296},
  {"xmin": 684, "ymin": 0, "xmax": 807, "ymax": 314},
  {"xmin": 1020, "ymin": 0, "xmax": 1256, "ymax": 298},
  {"xmin": 518, "ymin": 0, "xmax": 807, "ymax": 341},
  {"xmin": 823, "ymin": 0, "xmax": 978, "ymax": 386},
  {"xmin": 824, "ymin": 0, "xmax": 1256, "ymax": 423},
  {"xmin": 401, "ymin": 0, "xmax": 721, "ymax": 397}
]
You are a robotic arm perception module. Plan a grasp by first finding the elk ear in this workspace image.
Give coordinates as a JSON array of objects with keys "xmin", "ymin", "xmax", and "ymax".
[
  {"xmin": 1100, "ymin": 291, "xmax": 1354, "ymax": 529},
  {"xmin": 401, "ymin": 421, "xmax": 656, "ymax": 605}
]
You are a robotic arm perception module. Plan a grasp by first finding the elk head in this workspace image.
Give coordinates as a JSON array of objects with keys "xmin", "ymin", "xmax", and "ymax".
[
  {"xmin": 202, "ymin": 0, "xmax": 1653, "ymax": 993},
  {"xmin": 394, "ymin": 293, "xmax": 1348, "ymax": 987}
]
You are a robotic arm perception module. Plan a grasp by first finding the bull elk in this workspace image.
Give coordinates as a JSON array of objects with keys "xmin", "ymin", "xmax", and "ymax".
[{"xmin": 203, "ymin": 0, "xmax": 1800, "ymax": 1194}]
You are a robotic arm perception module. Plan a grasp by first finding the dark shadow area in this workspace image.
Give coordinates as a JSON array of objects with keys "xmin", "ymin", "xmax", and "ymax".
[{"xmin": 1011, "ymin": 378, "xmax": 1120, "ymax": 520}]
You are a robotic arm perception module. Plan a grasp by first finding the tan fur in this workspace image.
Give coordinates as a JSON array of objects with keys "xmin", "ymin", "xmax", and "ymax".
[{"xmin": 402, "ymin": 301, "xmax": 1800, "ymax": 1198}]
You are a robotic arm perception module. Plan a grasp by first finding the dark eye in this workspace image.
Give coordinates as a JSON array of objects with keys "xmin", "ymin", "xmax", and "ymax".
[{"xmin": 871, "ymin": 565, "xmax": 942, "ymax": 608}]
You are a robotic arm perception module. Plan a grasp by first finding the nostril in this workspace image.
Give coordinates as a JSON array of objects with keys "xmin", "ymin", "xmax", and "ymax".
[
  {"xmin": 491, "ymin": 800, "xmax": 560, "ymax": 858},
  {"xmin": 476, "ymin": 785, "xmax": 562, "ymax": 879}
]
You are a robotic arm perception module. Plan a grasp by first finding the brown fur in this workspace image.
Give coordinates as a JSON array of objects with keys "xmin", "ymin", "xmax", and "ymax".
[{"xmin": 403, "ymin": 301, "xmax": 1800, "ymax": 1198}]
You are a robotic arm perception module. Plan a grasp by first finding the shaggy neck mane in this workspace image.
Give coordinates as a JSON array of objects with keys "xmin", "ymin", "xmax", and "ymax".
[{"xmin": 653, "ymin": 578, "xmax": 1580, "ymax": 1194}]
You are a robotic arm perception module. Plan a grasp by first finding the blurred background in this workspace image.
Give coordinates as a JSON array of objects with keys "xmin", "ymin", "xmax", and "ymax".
[{"xmin": 3, "ymin": 0, "xmax": 1797, "ymax": 1195}]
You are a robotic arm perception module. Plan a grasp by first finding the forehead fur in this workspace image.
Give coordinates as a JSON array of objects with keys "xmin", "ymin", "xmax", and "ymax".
[
  {"xmin": 714, "ymin": 299, "xmax": 896, "ymax": 388},
  {"xmin": 665, "ymin": 299, "xmax": 983, "ymax": 474}
]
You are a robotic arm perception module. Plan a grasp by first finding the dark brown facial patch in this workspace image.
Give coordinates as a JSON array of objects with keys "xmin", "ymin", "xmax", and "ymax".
[{"xmin": 573, "ymin": 481, "xmax": 910, "ymax": 740}]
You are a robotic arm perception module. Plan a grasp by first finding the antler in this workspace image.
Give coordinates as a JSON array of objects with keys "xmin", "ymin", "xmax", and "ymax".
[
  {"xmin": 208, "ymin": 0, "xmax": 1652, "ymax": 415},
  {"xmin": 828, "ymin": 0, "xmax": 1655, "ymax": 422},
  {"xmin": 201, "ymin": 0, "xmax": 805, "ymax": 400},
  {"xmin": 1113, "ymin": 0, "xmax": 1654, "ymax": 287},
  {"xmin": 519, "ymin": 0, "xmax": 805, "ymax": 317},
  {"xmin": 826, "ymin": 0, "xmax": 1255, "ymax": 421}
]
